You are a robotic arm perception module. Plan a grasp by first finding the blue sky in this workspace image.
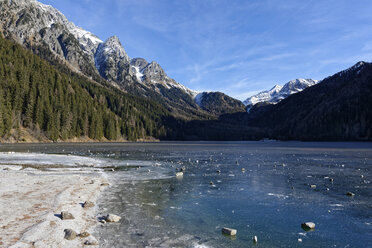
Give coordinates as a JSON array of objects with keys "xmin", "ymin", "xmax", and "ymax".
[{"xmin": 40, "ymin": 0, "xmax": 372, "ymax": 100}]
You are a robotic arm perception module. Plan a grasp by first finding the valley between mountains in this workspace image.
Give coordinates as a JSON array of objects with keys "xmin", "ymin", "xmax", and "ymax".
[{"xmin": 0, "ymin": 0, "xmax": 371, "ymax": 142}]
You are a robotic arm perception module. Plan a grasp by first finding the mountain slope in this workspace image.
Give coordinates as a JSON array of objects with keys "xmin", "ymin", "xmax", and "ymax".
[
  {"xmin": 0, "ymin": 0, "xmax": 243, "ymax": 118},
  {"xmin": 244, "ymin": 79, "xmax": 318, "ymax": 111},
  {"xmin": 195, "ymin": 92, "xmax": 246, "ymax": 115},
  {"xmin": 0, "ymin": 34, "xmax": 173, "ymax": 141},
  {"xmin": 248, "ymin": 62, "xmax": 372, "ymax": 141}
]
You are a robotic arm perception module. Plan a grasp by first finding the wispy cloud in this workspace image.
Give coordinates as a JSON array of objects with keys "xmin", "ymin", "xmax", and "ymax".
[{"xmin": 40, "ymin": 0, "xmax": 372, "ymax": 100}]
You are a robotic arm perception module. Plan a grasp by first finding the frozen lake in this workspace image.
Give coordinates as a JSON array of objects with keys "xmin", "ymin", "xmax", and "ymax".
[{"xmin": 1, "ymin": 142, "xmax": 371, "ymax": 247}]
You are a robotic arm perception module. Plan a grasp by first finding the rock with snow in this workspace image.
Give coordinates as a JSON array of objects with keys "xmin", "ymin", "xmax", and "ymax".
[
  {"xmin": 83, "ymin": 201, "xmax": 95, "ymax": 209},
  {"xmin": 301, "ymin": 222, "xmax": 315, "ymax": 230},
  {"xmin": 221, "ymin": 227, "xmax": 237, "ymax": 236},
  {"xmin": 105, "ymin": 214, "xmax": 121, "ymax": 222},
  {"xmin": 253, "ymin": 235, "xmax": 258, "ymax": 243},
  {"xmin": 84, "ymin": 236, "xmax": 99, "ymax": 245},
  {"xmin": 61, "ymin": 211, "xmax": 74, "ymax": 220},
  {"xmin": 64, "ymin": 229, "xmax": 77, "ymax": 240},
  {"xmin": 176, "ymin": 172, "xmax": 184, "ymax": 178},
  {"xmin": 346, "ymin": 192, "xmax": 355, "ymax": 196}
]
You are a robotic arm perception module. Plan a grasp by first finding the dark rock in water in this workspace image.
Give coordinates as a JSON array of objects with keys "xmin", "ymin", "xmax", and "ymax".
[
  {"xmin": 78, "ymin": 231, "xmax": 90, "ymax": 238},
  {"xmin": 61, "ymin": 211, "xmax": 74, "ymax": 220},
  {"xmin": 64, "ymin": 229, "xmax": 77, "ymax": 240},
  {"xmin": 346, "ymin": 192, "xmax": 355, "ymax": 196},
  {"xmin": 83, "ymin": 201, "xmax": 95, "ymax": 209},
  {"xmin": 216, "ymin": 170, "xmax": 221, "ymax": 174},
  {"xmin": 222, "ymin": 227, "xmax": 237, "ymax": 236},
  {"xmin": 329, "ymin": 178, "xmax": 334, "ymax": 182},
  {"xmin": 210, "ymin": 181, "xmax": 214, "ymax": 185},
  {"xmin": 301, "ymin": 222, "xmax": 315, "ymax": 231}
]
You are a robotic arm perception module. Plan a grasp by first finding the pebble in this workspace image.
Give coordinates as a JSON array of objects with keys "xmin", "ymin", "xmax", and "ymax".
[{"xmin": 346, "ymin": 192, "xmax": 355, "ymax": 196}]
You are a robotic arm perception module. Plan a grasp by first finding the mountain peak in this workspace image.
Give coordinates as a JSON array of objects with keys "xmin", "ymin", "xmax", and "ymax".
[
  {"xmin": 335, "ymin": 61, "xmax": 367, "ymax": 78},
  {"xmin": 244, "ymin": 78, "xmax": 318, "ymax": 108},
  {"xmin": 100, "ymin": 36, "xmax": 129, "ymax": 62}
]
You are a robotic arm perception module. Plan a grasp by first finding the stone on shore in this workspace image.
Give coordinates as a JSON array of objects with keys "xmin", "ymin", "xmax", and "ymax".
[
  {"xmin": 310, "ymin": 184, "xmax": 316, "ymax": 189},
  {"xmin": 84, "ymin": 236, "xmax": 99, "ymax": 245},
  {"xmin": 101, "ymin": 182, "xmax": 110, "ymax": 186},
  {"xmin": 105, "ymin": 214, "xmax": 121, "ymax": 222},
  {"xmin": 83, "ymin": 201, "xmax": 95, "ymax": 209},
  {"xmin": 64, "ymin": 229, "xmax": 77, "ymax": 240},
  {"xmin": 78, "ymin": 232, "xmax": 90, "ymax": 238},
  {"xmin": 61, "ymin": 211, "xmax": 74, "ymax": 220},
  {"xmin": 301, "ymin": 222, "xmax": 315, "ymax": 230},
  {"xmin": 221, "ymin": 227, "xmax": 237, "ymax": 236}
]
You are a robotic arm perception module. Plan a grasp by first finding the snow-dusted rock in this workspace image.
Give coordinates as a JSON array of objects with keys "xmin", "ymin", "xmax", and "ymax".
[{"xmin": 105, "ymin": 214, "xmax": 121, "ymax": 222}]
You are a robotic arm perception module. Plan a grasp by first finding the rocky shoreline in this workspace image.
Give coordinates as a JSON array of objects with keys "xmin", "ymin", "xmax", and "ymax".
[{"xmin": 0, "ymin": 164, "xmax": 111, "ymax": 247}]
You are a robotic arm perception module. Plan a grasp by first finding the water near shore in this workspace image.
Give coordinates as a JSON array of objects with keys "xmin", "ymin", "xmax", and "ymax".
[{"xmin": 1, "ymin": 142, "xmax": 371, "ymax": 247}]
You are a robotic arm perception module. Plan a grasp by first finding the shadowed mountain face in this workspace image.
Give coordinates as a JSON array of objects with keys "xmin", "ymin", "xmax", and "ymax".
[
  {"xmin": 247, "ymin": 62, "xmax": 372, "ymax": 141},
  {"xmin": 194, "ymin": 92, "xmax": 246, "ymax": 115},
  {"xmin": 0, "ymin": 0, "xmax": 244, "ymax": 119}
]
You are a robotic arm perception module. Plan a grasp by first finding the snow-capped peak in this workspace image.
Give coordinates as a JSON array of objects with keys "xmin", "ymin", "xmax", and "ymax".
[{"xmin": 244, "ymin": 78, "xmax": 318, "ymax": 108}]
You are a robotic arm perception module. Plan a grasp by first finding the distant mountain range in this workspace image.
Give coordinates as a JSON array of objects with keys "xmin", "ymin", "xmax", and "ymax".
[
  {"xmin": 0, "ymin": 0, "xmax": 370, "ymax": 141},
  {"xmin": 244, "ymin": 79, "xmax": 318, "ymax": 112}
]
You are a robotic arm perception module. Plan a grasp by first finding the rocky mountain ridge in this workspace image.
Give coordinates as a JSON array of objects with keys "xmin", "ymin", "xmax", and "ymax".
[
  {"xmin": 0, "ymin": 0, "xmax": 243, "ymax": 118},
  {"xmin": 244, "ymin": 78, "xmax": 318, "ymax": 111}
]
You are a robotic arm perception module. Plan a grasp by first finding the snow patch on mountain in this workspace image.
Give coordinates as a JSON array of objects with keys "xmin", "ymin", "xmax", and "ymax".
[
  {"xmin": 132, "ymin": 66, "xmax": 144, "ymax": 82},
  {"xmin": 194, "ymin": 92, "xmax": 205, "ymax": 106}
]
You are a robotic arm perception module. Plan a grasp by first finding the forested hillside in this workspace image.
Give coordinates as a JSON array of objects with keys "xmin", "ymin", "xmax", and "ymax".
[
  {"xmin": 0, "ymin": 35, "xmax": 171, "ymax": 141},
  {"xmin": 247, "ymin": 62, "xmax": 372, "ymax": 141}
]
